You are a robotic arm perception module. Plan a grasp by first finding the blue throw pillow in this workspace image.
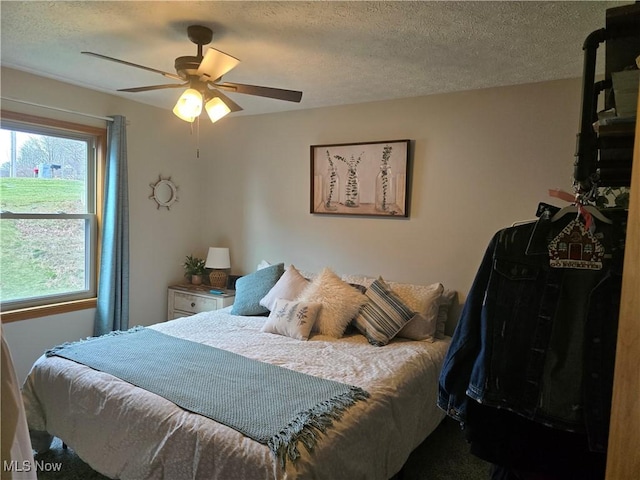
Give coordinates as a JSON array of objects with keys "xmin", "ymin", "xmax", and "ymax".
[{"xmin": 231, "ymin": 263, "xmax": 285, "ymax": 316}]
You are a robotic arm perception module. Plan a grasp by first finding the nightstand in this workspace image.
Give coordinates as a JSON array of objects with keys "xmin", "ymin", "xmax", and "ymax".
[{"xmin": 167, "ymin": 284, "xmax": 235, "ymax": 320}]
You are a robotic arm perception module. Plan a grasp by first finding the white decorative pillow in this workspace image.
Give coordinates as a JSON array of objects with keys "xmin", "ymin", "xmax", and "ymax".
[
  {"xmin": 354, "ymin": 277, "xmax": 415, "ymax": 346},
  {"xmin": 260, "ymin": 264, "xmax": 309, "ymax": 311},
  {"xmin": 435, "ymin": 289, "xmax": 456, "ymax": 339},
  {"xmin": 256, "ymin": 259, "xmax": 271, "ymax": 270},
  {"xmin": 261, "ymin": 299, "xmax": 321, "ymax": 341},
  {"xmin": 296, "ymin": 268, "xmax": 368, "ymax": 338},
  {"xmin": 392, "ymin": 281, "xmax": 444, "ymax": 340}
]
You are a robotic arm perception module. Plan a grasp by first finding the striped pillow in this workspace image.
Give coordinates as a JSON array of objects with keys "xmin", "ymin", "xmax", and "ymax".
[{"xmin": 354, "ymin": 277, "xmax": 415, "ymax": 346}]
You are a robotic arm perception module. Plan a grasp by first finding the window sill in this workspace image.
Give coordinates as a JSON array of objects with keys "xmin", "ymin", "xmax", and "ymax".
[{"xmin": 0, "ymin": 298, "xmax": 97, "ymax": 323}]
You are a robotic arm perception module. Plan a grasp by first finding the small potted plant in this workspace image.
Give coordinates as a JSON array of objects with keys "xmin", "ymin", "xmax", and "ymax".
[{"xmin": 183, "ymin": 255, "xmax": 206, "ymax": 285}]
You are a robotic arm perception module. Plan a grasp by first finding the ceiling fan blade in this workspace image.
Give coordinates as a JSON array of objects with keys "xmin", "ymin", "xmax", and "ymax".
[
  {"xmin": 82, "ymin": 51, "xmax": 183, "ymax": 81},
  {"xmin": 196, "ymin": 48, "xmax": 240, "ymax": 82},
  {"xmin": 118, "ymin": 83, "xmax": 188, "ymax": 93},
  {"xmin": 209, "ymin": 88, "xmax": 243, "ymax": 113},
  {"xmin": 215, "ymin": 82, "xmax": 303, "ymax": 103}
]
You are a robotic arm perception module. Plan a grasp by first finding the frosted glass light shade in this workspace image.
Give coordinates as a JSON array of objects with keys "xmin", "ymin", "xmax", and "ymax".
[
  {"xmin": 205, "ymin": 247, "xmax": 230, "ymax": 269},
  {"xmin": 205, "ymin": 97, "xmax": 231, "ymax": 123},
  {"xmin": 173, "ymin": 88, "xmax": 203, "ymax": 122}
]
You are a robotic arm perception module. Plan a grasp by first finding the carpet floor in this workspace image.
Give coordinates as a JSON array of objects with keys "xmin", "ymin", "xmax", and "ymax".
[{"xmin": 35, "ymin": 417, "xmax": 491, "ymax": 479}]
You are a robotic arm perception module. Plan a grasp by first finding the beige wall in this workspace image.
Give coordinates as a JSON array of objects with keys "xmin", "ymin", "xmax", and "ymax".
[
  {"xmin": 201, "ymin": 78, "xmax": 581, "ymax": 302},
  {"xmin": 2, "ymin": 67, "xmax": 582, "ymax": 382}
]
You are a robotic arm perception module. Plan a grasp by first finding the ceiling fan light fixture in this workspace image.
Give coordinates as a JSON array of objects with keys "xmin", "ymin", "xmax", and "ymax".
[
  {"xmin": 173, "ymin": 88, "xmax": 203, "ymax": 122},
  {"xmin": 84, "ymin": 25, "xmax": 302, "ymax": 125},
  {"xmin": 205, "ymin": 96, "xmax": 231, "ymax": 123}
]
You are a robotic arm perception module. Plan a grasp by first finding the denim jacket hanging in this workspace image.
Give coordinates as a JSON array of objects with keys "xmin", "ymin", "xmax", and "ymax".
[{"xmin": 437, "ymin": 211, "xmax": 625, "ymax": 453}]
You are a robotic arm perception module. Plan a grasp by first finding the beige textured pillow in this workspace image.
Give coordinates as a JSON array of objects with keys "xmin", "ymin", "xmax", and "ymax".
[
  {"xmin": 396, "ymin": 313, "xmax": 437, "ymax": 341},
  {"xmin": 297, "ymin": 268, "xmax": 368, "ymax": 338},
  {"xmin": 340, "ymin": 273, "xmax": 376, "ymax": 289},
  {"xmin": 391, "ymin": 282, "xmax": 444, "ymax": 340},
  {"xmin": 260, "ymin": 264, "xmax": 309, "ymax": 311}
]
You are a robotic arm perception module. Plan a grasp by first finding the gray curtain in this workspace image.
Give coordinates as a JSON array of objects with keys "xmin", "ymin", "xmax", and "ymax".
[{"xmin": 94, "ymin": 115, "xmax": 129, "ymax": 336}]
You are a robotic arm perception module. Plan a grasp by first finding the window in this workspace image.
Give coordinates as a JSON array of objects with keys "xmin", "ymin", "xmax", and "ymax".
[{"xmin": 0, "ymin": 112, "xmax": 105, "ymax": 318}]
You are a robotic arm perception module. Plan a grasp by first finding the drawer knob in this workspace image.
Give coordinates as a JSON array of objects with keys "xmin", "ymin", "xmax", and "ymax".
[{"xmin": 191, "ymin": 302, "xmax": 196, "ymax": 307}]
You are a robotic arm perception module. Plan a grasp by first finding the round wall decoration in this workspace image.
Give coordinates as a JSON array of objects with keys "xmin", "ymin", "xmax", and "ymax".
[{"xmin": 149, "ymin": 175, "xmax": 178, "ymax": 210}]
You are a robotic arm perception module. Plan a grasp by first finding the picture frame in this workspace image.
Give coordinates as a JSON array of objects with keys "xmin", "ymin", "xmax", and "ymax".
[{"xmin": 310, "ymin": 139, "xmax": 411, "ymax": 217}]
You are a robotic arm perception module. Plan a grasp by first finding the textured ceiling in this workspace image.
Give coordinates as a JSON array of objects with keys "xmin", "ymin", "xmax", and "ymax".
[{"xmin": 0, "ymin": 1, "xmax": 629, "ymax": 116}]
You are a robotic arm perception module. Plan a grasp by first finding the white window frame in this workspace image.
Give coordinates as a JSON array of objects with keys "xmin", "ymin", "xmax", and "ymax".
[{"xmin": 0, "ymin": 111, "xmax": 105, "ymax": 320}]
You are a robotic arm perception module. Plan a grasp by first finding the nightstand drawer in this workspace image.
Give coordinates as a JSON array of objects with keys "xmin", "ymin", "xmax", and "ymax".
[
  {"xmin": 173, "ymin": 292, "xmax": 221, "ymax": 314},
  {"xmin": 167, "ymin": 285, "xmax": 235, "ymax": 321}
]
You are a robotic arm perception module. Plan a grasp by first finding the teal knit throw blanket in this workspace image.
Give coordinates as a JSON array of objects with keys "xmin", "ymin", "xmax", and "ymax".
[{"xmin": 46, "ymin": 327, "xmax": 369, "ymax": 467}]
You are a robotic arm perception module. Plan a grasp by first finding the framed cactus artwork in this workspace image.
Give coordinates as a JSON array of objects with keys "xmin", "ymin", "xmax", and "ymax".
[{"xmin": 310, "ymin": 139, "xmax": 410, "ymax": 217}]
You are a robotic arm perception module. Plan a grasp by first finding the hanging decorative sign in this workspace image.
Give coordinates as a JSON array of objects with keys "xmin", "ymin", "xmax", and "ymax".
[{"xmin": 548, "ymin": 218, "xmax": 604, "ymax": 270}]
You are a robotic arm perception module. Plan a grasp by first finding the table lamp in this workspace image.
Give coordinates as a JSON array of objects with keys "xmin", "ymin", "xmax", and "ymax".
[{"xmin": 205, "ymin": 247, "xmax": 231, "ymax": 289}]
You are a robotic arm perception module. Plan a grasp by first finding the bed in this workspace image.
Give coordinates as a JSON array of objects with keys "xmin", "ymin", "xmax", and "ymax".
[{"xmin": 21, "ymin": 267, "xmax": 452, "ymax": 480}]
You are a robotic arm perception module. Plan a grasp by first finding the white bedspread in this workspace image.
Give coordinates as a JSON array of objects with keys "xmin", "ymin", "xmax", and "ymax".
[{"xmin": 22, "ymin": 308, "xmax": 449, "ymax": 480}]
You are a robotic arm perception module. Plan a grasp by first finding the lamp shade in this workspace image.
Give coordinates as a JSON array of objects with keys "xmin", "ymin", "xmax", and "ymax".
[
  {"xmin": 205, "ymin": 247, "xmax": 230, "ymax": 269},
  {"xmin": 205, "ymin": 97, "xmax": 231, "ymax": 123},
  {"xmin": 173, "ymin": 88, "xmax": 203, "ymax": 122}
]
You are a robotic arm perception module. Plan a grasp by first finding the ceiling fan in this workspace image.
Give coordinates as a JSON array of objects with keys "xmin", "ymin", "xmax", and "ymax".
[{"xmin": 82, "ymin": 25, "xmax": 303, "ymax": 123}]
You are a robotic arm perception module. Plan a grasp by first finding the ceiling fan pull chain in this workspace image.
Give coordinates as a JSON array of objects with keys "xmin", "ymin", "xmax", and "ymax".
[{"xmin": 196, "ymin": 116, "xmax": 200, "ymax": 159}]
